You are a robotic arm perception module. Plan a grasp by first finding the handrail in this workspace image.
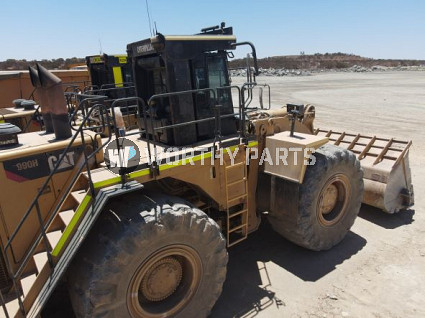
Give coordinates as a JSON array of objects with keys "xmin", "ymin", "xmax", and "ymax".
[
  {"xmin": 144, "ymin": 86, "xmax": 248, "ymax": 163},
  {"xmin": 7, "ymin": 86, "xmax": 251, "ymax": 259},
  {"xmin": 110, "ymin": 97, "xmax": 151, "ymax": 174},
  {"xmin": 85, "ymin": 85, "xmax": 136, "ymax": 97},
  {"xmin": 83, "ymin": 84, "xmax": 99, "ymax": 93},
  {"xmin": 217, "ymin": 85, "xmax": 243, "ymax": 137},
  {"xmin": 100, "ymin": 82, "xmax": 134, "ymax": 89},
  {"xmin": 2, "ymin": 103, "xmax": 112, "ymax": 313},
  {"xmin": 148, "ymin": 87, "xmax": 217, "ymax": 103},
  {"xmin": 145, "ymin": 86, "xmax": 249, "ymax": 135},
  {"xmin": 241, "ymin": 82, "xmax": 256, "ymax": 108},
  {"xmin": 22, "ymin": 104, "xmax": 42, "ymax": 133},
  {"xmin": 241, "ymin": 83, "xmax": 270, "ymax": 110},
  {"xmin": 69, "ymin": 95, "xmax": 108, "ymax": 130},
  {"xmin": 0, "ymin": 289, "xmax": 9, "ymax": 318},
  {"xmin": 0, "ymin": 81, "xmax": 256, "ymax": 316}
]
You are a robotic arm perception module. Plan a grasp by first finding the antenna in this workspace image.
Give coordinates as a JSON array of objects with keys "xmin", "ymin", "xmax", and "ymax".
[
  {"xmin": 145, "ymin": 0, "xmax": 153, "ymax": 36},
  {"xmin": 98, "ymin": 37, "xmax": 103, "ymax": 55}
]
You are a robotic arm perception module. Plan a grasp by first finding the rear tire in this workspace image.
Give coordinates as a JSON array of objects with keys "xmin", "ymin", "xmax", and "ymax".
[
  {"xmin": 268, "ymin": 144, "xmax": 363, "ymax": 251},
  {"xmin": 68, "ymin": 192, "xmax": 227, "ymax": 318}
]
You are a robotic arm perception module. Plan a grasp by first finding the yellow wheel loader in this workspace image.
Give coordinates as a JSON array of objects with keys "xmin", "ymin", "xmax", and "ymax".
[
  {"xmin": 0, "ymin": 53, "xmax": 135, "ymax": 136},
  {"xmin": 0, "ymin": 23, "xmax": 414, "ymax": 318},
  {"xmin": 85, "ymin": 54, "xmax": 133, "ymax": 92}
]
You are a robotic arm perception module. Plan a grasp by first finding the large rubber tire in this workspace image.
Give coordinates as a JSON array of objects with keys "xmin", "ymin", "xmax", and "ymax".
[
  {"xmin": 67, "ymin": 192, "xmax": 227, "ymax": 318},
  {"xmin": 269, "ymin": 144, "xmax": 363, "ymax": 251}
]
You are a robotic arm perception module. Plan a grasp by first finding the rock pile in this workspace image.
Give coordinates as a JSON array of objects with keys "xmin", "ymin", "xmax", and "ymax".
[
  {"xmin": 230, "ymin": 68, "xmax": 311, "ymax": 77},
  {"xmin": 229, "ymin": 65, "xmax": 425, "ymax": 77}
]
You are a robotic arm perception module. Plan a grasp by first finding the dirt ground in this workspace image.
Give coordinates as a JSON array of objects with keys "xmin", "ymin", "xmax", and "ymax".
[
  {"xmin": 41, "ymin": 72, "xmax": 424, "ymax": 318},
  {"xmin": 210, "ymin": 72, "xmax": 425, "ymax": 318}
]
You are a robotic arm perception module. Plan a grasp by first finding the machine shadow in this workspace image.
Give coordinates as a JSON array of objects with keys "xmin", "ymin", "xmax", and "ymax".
[
  {"xmin": 211, "ymin": 220, "xmax": 366, "ymax": 318},
  {"xmin": 358, "ymin": 204, "xmax": 415, "ymax": 229}
]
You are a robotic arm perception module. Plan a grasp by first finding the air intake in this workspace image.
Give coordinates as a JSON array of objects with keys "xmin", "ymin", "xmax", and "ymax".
[{"xmin": 0, "ymin": 123, "xmax": 21, "ymax": 148}]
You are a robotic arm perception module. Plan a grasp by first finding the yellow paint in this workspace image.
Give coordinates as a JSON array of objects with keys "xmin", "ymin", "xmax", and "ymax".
[
  {"xmin": 90, "ymin": 56, "xmax": 103, "ymax": 64},
  {"xmin": 51, "ymin": 140, "xmax": 259, "ymax": 256},
  {"xmin": 93, "ymin": 176, "xmax": 122, "ymax": 189},
  {"xmin": 52, "ymin": 194, "xmax": 92, "ymax": 257},
  {"xmin": 118, "ymin": 56, "xmax": 127, "ymax": 64},
  {"xmin": 113, "ymin": 66, "xmax": 124, "ymax": 87},
  {"xmin": 128, "ymin": 168, "xmax": 151, "ymax": 179},
  {"xmin": 248, "ymin": 141, "xmax": 258, "ymax": 147}
]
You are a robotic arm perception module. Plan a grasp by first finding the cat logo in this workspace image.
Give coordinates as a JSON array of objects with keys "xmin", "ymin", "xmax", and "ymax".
[{"xmin": 48, "ymin": 151, "xmax": 75, "ymax": 172}]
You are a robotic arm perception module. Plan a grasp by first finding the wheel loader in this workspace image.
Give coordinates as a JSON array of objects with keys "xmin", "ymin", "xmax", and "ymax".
[
  {"xmin": 85, "ymin": 53, "xmax": 135, "ymax": 98},
  {"xmin": 0, "ymin": 53, "xmax": 134, "ymax": 135},
  {"xmin": 85, "ymin": 54, "xmax": 133, "ymax": 89},
  {"xmin": 0, "ymin": 23, "xmax": 414, "ymax": 318}
]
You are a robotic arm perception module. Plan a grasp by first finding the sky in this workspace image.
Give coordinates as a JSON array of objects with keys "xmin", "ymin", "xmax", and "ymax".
[{"xmin": 1, "ymin": 0, "xmax": 424, "ymax": 61}]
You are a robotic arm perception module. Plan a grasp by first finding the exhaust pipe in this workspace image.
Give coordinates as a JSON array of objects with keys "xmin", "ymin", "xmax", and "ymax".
[
  {"xmin": 28, "ymin": 66, "xmax": 54, "ymax": 133},
  {"xmin": 36, "ymin": 64, "xmax": 72, "ymax": 140}
]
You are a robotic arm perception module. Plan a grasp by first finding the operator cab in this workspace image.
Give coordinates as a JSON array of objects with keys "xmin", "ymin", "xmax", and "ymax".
[
  {"xmin": 127, "ymin": 24, "xmax": 239, "ymax": 146},
  {"xmin": 85, "ymin": 54, "xmax": 134, "ymax": 98}
]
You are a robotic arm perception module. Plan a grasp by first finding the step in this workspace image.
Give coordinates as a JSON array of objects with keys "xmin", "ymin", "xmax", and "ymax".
[
  {"xmin": 225, "ymin": 163, "xmax": 246, "ymax": 184},
  {"xmin": 20, "ymin": 274, "xmax": 36, "ymax": 297},
  {"xmin": 21, "ymin": 257, "xmax": 37, "ymax": 280},
  {"xmin": 59, "ymin": 209, "xmax": 75, "ymax": 227},
  {"xmin": 226, "ymin": 178, "xmax": 247, "ymax": 187},
  {"xmin": 48, "ymin": 216, "xmax": 65, "ymax": 233},
  {"xmin": 225, "ymin": 161, "xmax": 245, "ymax": 169},
  {"xmin": 71, "ymin": 190, "xmax": 88, "ymax": 205},
  {"xmin": 19, "ymin": 253, "xmax": 50, "ymax": 305},
  {"xmin": 33, "ymin": 253, "xmax": 48, "ymax": 274},
  {"xmin": 73, "ymin": 174, "xmax": 90, "ymax": 191},
  {"xmin": 229, "ymin": 224, "xmax": 246, "ymax": 234},
  {"xmin": 228, "ymin": 236, "xmax": 247, "ymax": 247},
  {"xmin": 227, "ymin": 194, "xmax": 248, "ymax": 207},
  {"xmin": 229, "ymin": 209, "xmax": 248, "ymax": 219},
  {"xmin": 3, "ymin": 297, "xmax": 20, "ymax": 318},
  {"xmin": 227, "ymin": 181, "xmax": 246, "ymax": 198},
  {"xmin": 22, "ymin": 258, "xmax": 52, "ymax": 317},
  {"xmin": 46, "ymin": 231, "xmax": 62, "ymax": 251}
]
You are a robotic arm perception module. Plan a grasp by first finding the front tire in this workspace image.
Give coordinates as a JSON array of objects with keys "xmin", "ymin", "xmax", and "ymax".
[
  {"xmin": 268, "ymin": 144, "xmax": 363, "ymax": 251},
  {"xmin": 68, "ymin": 192, "xmax": 227, "ymax": 318}
]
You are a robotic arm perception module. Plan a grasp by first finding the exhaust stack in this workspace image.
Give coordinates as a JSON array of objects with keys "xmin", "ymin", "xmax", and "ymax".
[
  {"xmin": 28, "ymin": 66, "xmax": 54, "ymax": 133},
  {"xmin": 36, "ymin": 64, "xmax": 72, "ymax": 140}
]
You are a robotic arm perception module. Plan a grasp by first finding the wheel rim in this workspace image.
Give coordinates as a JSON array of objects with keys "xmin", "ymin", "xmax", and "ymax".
[
  {"xmin": 317, "ymin": 173, "xmax": 351, "ymax": 226},
  {"xmin": 127, "ymin": 245, "xmax": 202, "ymax": 318}
]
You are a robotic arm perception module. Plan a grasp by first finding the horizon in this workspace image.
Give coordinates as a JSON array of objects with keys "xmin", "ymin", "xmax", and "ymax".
[
  {"xmin": 2, "ymin": 52, "xmax": 425, "ymax": 64},
  {"xmin": 1, "ymin": 0, "xmax": 424, "ymax": 61}
]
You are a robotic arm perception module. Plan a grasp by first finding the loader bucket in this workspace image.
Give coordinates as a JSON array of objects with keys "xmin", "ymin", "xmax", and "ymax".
[{"xmin": 314, "ymin": 129, "xmax": 414, "ymax": 213}]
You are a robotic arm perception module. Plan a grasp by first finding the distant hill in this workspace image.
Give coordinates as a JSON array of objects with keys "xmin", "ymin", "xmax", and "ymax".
[
  {"xmin": 0, "ymin": 58, "xmax": 86, "ymax": 71},
  {"xmin": 229, "ymin": 53, "xmax": 425, "ymax": 70},
  {"xmin": 1, "ymin": 53, "xmax": 424, "ymax": 71}
]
